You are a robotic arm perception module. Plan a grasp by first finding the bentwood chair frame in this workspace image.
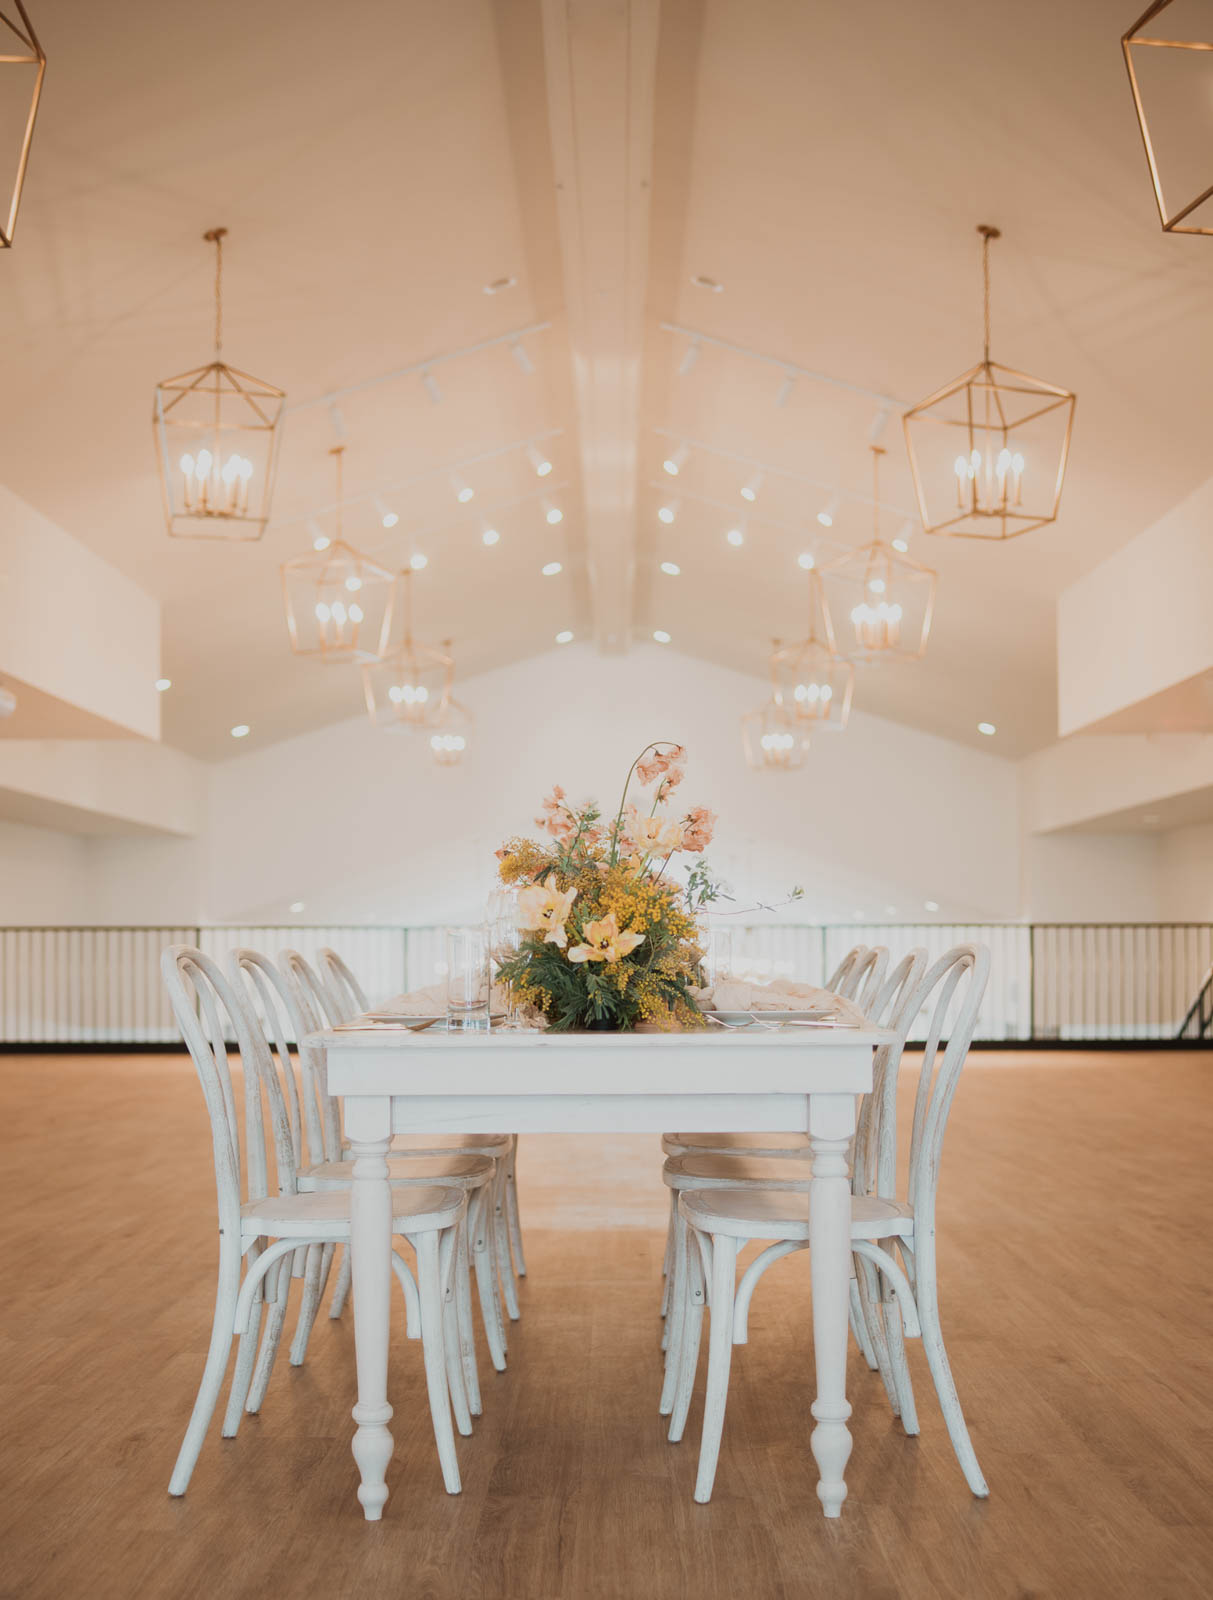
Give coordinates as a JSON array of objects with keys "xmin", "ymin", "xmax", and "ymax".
[
  {"xmin": 162, "ymin": 945, "xmax": 468, "ymax": 1496},
  {"xmin": 669, "ymin": 943, "xmax": 992, "ymax": 1503}
]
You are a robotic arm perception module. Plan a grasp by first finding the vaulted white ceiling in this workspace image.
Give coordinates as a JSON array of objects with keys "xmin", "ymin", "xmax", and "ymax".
[{"xmin": 3, "ymin": 0, "xmax": 1212, "ymax": 761}]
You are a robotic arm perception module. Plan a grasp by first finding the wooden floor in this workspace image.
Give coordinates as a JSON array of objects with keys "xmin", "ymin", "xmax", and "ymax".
[{"xmin": 2, "ymin": 1050, "xmax": 1213, "ymax": 1600}]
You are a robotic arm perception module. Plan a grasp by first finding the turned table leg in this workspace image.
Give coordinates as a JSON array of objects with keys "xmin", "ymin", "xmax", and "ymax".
[
  {"xmin": 347, "ymin": 1096, "xmax": 394, "ymax": 1521},
  {"xmin": 808, "ymin": 1091, "xmax": 856, "ymax": 1518}
]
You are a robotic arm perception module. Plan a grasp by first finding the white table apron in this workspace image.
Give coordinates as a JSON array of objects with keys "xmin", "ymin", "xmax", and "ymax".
[{"xmin": 321, "ymin": 1025, "xmax": 892, "ymax": 1523}]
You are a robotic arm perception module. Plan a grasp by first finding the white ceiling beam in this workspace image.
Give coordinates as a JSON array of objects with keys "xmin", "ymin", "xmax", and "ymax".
[{"xmin": 541, "ymin": 0, "xmax": 660, "ymax": 653}]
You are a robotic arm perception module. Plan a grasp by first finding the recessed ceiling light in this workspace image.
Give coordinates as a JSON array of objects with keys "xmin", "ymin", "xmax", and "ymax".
[
  {"xmin": 658, "ymin": 505, "xmax": 676, "ymax": 524},
  {"xmin": 740, "ymin": 473, "xmax": 763, "ymax": 503},
  {"xmin": 382, "ymin": 510, "xmax": 399, "ymax": 529},
  {"xmin": 555, "ymin": 629, "xmax": 574, "ymax": 644},
  {"xmin": 797, "ymin": 552, "xmax": 815, "ymax": 570},
  {"xmin": 289, "ymin": 901, "xmax": 305, "ymax": 914},
  {"xmin": 482, "ymin": 527, "xmax": 500, "ymax": 546},
  {"xmin": 924, "ymin": 900, "xmax": 940, "ymax": 912},
  {"xmin": 977, "ymin": 722, "xmax": 996, "ymax": 736},
  {"xmin": 542, "ymin": 561, "xmax": 563, "ymax": 576},
  {"xmin": 691, "ymin": 274, "xmax": 723, "ymax": 292},
  {"xmin": 545, "ymin": 504, "xmax": 563, "ymax": 525},
  {"xmin": 410, "ymin": 553, "xmax": 428, "ymax": 570},
  {"xmin": 726, "ymin": 527, "xmax": 745, "ymax": 547},
  {"xmin": 528, "ymin": 443, "xmax": 552, "ymax": 477},
  {"xmin": 816, "ymin": 511, "xmax": 833, "ymax": 528},
  {"xmin": 891, "ymin": 538, "xmax": 908, "ymax": 553},
  {"xmin": 483, "ymin": 275, "xmax": 517, "ymax": 295},
  {"xmin": 660, "ymin": 561, "xmax": 681, "ymax": 576},
  {"xmin": 230, "ymin": 724, "xmax": 250, "ymax": 739},
  {"xmin": 155, "ymin": 677, "xmax": 172, "ymax": 692},
  {"xmin": 313, "ymin": 534, "xmax": 331, "ymax": 551},
  {"xmin": 452, "ymin": 475, "xmax": 474, "ymax": 504},
  {"xmin": 663, "ymin": 443, "xmax": 689, "ymax": 476},
  {"xmin": 653, "ymin": 629, "xmax": 671, "ymax": 644}
]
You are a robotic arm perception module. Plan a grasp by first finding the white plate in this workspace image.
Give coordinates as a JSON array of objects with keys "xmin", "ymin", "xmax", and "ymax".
[{"xmin": 704, "ymin": 1009, "xmax": 857, "ymax": 1029}]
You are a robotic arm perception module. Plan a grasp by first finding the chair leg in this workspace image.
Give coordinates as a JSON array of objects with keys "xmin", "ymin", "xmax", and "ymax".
[
  {"xmin": 668, "ymin": 1227, "xmax": 707, "ymax": 1444},
  {"xmin": 470, "ymin": 1189, "xmax": 507, "ymax": 1373},
  {"xmin": 916, "ymin": 1253, "xmax": 987, "ymax": 1496},
  {"xmin": 439, "ymin": 1228, "xmax": 472, "ymax": 1437},
  {"xmin": 856, "ymin": 1250, "xmax": 902, "ymax": 1417},
  {"xmin": 289, "ymin": 1243, "xmax": 325, "ymax": 1367},
  {"xmin": 849, "ymin": 1276, "xmax": 879, "ymax": 1371},
  {"xmin": 453, "ymin": 1218, "xmax": 482, "ymax": 1415},
  {"xmin": 416, "ymin": 1230, "xmax": 462, "ymax": 1494},
  {"xmin": 660, "ymin": 1187, "xmax": 677, "ymax": 1321},
  {"xmin": 169, "ymin": 1241, "xmax": 241, "ymax": 1496},
  {"xmin": 504, "ymin": 1137, "xmax": 526, "ymax": 1278},
  {"xmin": 221, "ymin": 1293, "xmax": 263, "ymax": 1438},
  {"xmin": 493, "ymin": 1167, "xmax": 521, "ymax": 1322},
  {"xmin": 881, "ymin": 1287, "xmax": 919, "ymax": 1436},
  {"xmin": 246, "ymin": 1253, "xmax": 290, "ymax": 1415},
  {"xmin": 660, "ymin": 1209, "xmax": 688, "ymax": 1413},
  {"xmin": 694, "ymin": 1234, "xmax": 738, "ymax": 1503},
  {"xmin": 329, "ymin": 1245, "xmax": 352, "ymax": 1319}
]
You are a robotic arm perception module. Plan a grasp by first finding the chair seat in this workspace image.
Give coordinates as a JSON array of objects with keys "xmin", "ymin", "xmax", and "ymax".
[
  {"xmin": 298, "ymin": 1152, "xmax": 494, "ymax": 1193},
  {"xmin": 241, "ymin": 1184, "xmax": 466, "ymax": 1239},
  {"xmin": 663, "ymin": 1152, "xmax": 817, "ymax": 1192},
  {"xmin": 680, "ymin": 1186, "xmax": 913, "ymax": 1243},
  {"xmin": 383, "ymin": 1132, "xmax": 513, "ymax": 1156},
  {"xmin": 662, "ymin": 1131, "xmax": 811, "ymax": 1159}
]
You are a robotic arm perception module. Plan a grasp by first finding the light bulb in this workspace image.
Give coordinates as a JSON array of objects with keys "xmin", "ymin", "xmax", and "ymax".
[
  {"xmin": 289, "ymin": 902, "xmax": 305, "ymax": 914},
  {"xmin": 382, "ymin": 510, "xmax": 399, "ymax": 528},
  {"xmin": 555, "ymin": 630, "xmax": 574, "ymax": 644},
  {"xmin": 653, "ymin": 629, "xmax": 671, "ymax": 644},
  {"xmin": 482, "ymin": 528, "xmax": 500, "ymax": 546},
  {"xmin": 542, "ymin": 561, "xmax": 562, "ymax": 576},
  {"xmin": 798, "ymin": 552, "xmax": 815, "ymax": 569},
  {"xmin": 546, "ymin": 506, "xmax": 563, "ymax": 525},
  {"xmin": 348, "ymin": 603, "xmax": 364, "ymax": 623},
  {"xmin": 727, "ymin": 527, "xmax": 744, "ymax": 546},
  {"xmin": 313, "ymin": 535, "xmax": 331, "ymax": 552},
  {"xmin": 817, "ymin": 510, "xmax": 833, "ymax": 527},
  {"xmin": 869, "ymin": 577, "xmax": 886, "ymax": 594},
  {"xmin": 230, "ymin": 724, "xmax": 250, "ymax": 739},
  {"xmin": 660, "ymin": 561, "xmax": 680, "ymax": 576},
  {"xmin": 314, "ymin": 601, "xmax": 331, "ymax": 623},
  {"xmin": 820, "ymin": 684, "xmax": 832, "ymax": 702},
  {"xmin": 345, "ymin": 574, "xmax": 362, "ymax": 592},
  {"xmin": 179, "ymin": 453, "xmax": 195, "ymax": 476},
  {"xmin": 892, "ymin": 538, "xmax": 908, "ymax": 553},
  {"xmin": 388, "ymin": 685, "xmax": 403, "ymax": 704},
  {"xmin": 155, "ymin": 677, "xmax": 172, "ymax": 692},
  {"xmin": 196, "ymin": 449, "xmax": 213, "ymax": 475},
  {"xmin": 977, "ymin": 721, "xmax": 996, "ymax": 736},
  {"xmin": 410, "ymin": 553, "xmax": 428, "ymax": 570},
  {"xmin": 331, "ymin": 600, "xmax": 347, "ymax": 625},
  {"xmin": 658, "ymin": 505, "xmax": 676, "ymax": 524},
  {"xmin": 528, "ymin": 444, "xmax": 553, "ymax": 476}
]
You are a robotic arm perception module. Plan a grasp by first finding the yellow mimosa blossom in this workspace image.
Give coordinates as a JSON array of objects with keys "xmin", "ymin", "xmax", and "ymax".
[
  {"xmin": 516, "ymin": 875, "xmax": 578, "ymax": 948},
  {"xmin": 568, "ymin": 911, "xmax": 646, "ymax": 965}
]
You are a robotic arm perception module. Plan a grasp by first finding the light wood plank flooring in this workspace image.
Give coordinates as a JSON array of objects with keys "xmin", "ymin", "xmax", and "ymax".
[{"xmin": 2, "ymin": 1050, "xmax": 1212, "ymax": 1600}]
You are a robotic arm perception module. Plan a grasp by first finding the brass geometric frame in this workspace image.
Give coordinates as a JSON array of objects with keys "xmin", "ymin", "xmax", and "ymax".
[
  {"xmin": 0, "ymin": 3, "xmax": 45, "ymax": 249},
  {"xmin": 903, "ymin": 225, "xmax": 1076, "ymax": 541},
  {"xmin": 770, "ymin": 571, "xmax": 854, "ymax": 732},
  {"xmin": 742, "ymin": 640, "xmax": 810, "ymax": 772},
  {"xmin": 361, "ymin": 572, "xmax": 454, "ymax": 730},
  {"xmin": 1123, "ymin": 1, "xmax": 1213, "ymax": 235},
  {"xmin": 153, "ymin": 229, "xmax": 286, "ymax": 540}
]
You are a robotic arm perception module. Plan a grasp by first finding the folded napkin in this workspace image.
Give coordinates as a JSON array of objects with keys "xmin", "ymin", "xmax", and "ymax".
[
  {"xmin": 373, "ymin": 982, "xmax": 509, "ymax": 1016},
  {"xmin": 697, "ymin": 978, "xmax": 867, "ymax": 1027}
]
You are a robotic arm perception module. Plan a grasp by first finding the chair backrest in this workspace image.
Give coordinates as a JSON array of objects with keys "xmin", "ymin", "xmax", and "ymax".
[
  {"xmin": 161, "ymin": 945, "xmax": 299, "ymax": 1237},
  {"xmin": 825, "ymin": 944, "xmax": 867, "ymax": 994},
  {"xmin": 904, "ymin": 944, "xmax": 989, "ymax": 1225},
  {"xmin": 852, "ymin": 947, "xmax": 928, "ymax": 1198},
  {"xmin": 278, "ymin": 948, "xmax": 346, "ymax": 1157},
  {"xmin": 228, "ymin": 948, "xmax": 336, "ymax": 1167},
  {"xmin": 318, "ymin": 946, "xmax": 370, "ymax": 1021},
  {"xmin": 853, "ymin": 946, "xmax": 889, "ymax": 1014}
]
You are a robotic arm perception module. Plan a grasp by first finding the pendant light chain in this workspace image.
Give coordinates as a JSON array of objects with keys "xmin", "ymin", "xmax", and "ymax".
[
  {"xmin": 330, "ymin": 444, "xmax": 345, "ymax": 541},
  {"xmin": 203, "ymin": 227, "xmax": 228, "ymax": 359},
  {"xmin": 977, "ymin": 223, "xmax": 1000, "ymax": 364},
  {"xmin": 871, "ymin": 444, "xmax": 883, "ymax": 540}
]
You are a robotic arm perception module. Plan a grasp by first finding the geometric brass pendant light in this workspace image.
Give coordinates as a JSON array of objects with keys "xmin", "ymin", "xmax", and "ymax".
[
  {"xmin": 281, "ymin": 446, "xmax": 395, "ymax": 663},
  {"xmin": 769, "ymin": 569, "xmax": 854, "ymax": 734},
  {"xmin": 361, "ymin": 570, "xmax": 454, "ymax": 732},
  {"xmin": 742, "ymin": 640, "xmax": 810, "ymax": 773},
  {"xmin": 821, "ymin": 447, "xmax": 936, "ymax": 663},
  {"xmin": 1123, "ymin": 2, "xmax": 1213, "ymax": 235},
  {"xmin": 902, "ymin": 225, "xmax": 1076, "ymax": 541},
  {"xmin": 0, "ymin": 3, "xmax": 45, "ymax": 249},
  {"xmin": 153, "ymin": 229, "xmax": 286, "ymax": 540}
]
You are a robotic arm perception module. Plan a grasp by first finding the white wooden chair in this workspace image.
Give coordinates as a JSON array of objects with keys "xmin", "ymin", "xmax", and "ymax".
[
  {"xmin": 657, "ymin": 948, "xmax": 927, "ymax": 1416},
  {"xmin": 317, "ymin": 945, "xmax": 369, "ymax": 1021},
  {"xmin": 668, "ymin": 944, "xmax": 991, "ymax": 1503},
  {"xmin": 162, "ymin": 945, "xmax": 468, "ymax": 1497},
  {"xmin": 278, "ymin": 948, "xmax": 523, "ymax": 1340},
  {"xmin": 229, "ymin": 948, "xmax": 508, "ymax": 1394}
]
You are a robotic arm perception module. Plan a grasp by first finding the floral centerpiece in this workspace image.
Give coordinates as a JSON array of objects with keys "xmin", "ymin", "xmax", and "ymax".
[{"xmin": 495, "ymin": 743, "xmax": 722, "ymax": 1031}]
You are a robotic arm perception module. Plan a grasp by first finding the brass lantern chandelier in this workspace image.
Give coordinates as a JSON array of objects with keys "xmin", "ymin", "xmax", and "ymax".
[
  {"xmin": 153, "ymin": 229, "xmax": 286, "ymax": 539},
  {"xmin": 1123, "ymin": 2, "xmax": 1213, "ymax": 234},
  {"xmin": 281, "ymin": 446, "xmax": 395, "ymax": 662},
  {"xmin": 742, "ymin": 644, "xmax": 809, "ymax": 773},
  {"xmin": 902, "ymin": 225, "xmax": 1075, "ymax": 541},
  {"xmin": 1, "ymin": 3, "xmax": 45, "ymax": 248},
  {"xmin": 362, "ymin": 571, "xmax": 454, "ymax": 731},
  {"xmin": 770, "ymin": 569, "xmax": 854, "ymax": 733},
  {"xmin": 427, "ymin": 688, "xmax": 473, "ymax": 767},
  {"xmin": 822, "ymin": 448, "xmax": 936, "ymax": 663}
]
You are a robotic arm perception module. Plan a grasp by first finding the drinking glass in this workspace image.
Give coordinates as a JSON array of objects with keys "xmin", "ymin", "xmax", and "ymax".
[
  {"xmin": 446, "ymin": 926, "xmax": 491, "ymax": 1032},
  {"xmin": 699, "ymin": 920, "xmax": 734, "ymax": 990},
  {"xmin": 488, "ymin": 886, "xmax": 523, "ymax": 1027}
]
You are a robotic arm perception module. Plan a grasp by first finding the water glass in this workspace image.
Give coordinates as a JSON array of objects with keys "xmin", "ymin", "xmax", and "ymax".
[
  {"xmin": 446, "ymin": 926, "xmax": 491, "ymax": 1032},
  {"xmin": 699, "ymin": 921, "xmax": 734, "ymax": 990}
]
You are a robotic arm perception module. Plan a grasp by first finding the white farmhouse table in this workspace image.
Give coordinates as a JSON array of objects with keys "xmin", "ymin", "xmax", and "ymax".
[{"xmin": 321, "ymin": 1023, "xmax": 895, "ymax": 1523}]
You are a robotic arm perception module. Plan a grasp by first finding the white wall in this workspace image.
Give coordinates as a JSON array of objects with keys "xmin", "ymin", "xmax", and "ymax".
[
  {"xmin": 1019, "ymin": 832, "xmax": 1161, "ymax": 923},
  {"xmin": 1158, "ymin": 822, "xmax": 1213, "ymax": 922},
  {"xmin": 0, "ymin": 820, "xmax": 91, "ymax": 924},
  {"xmin": 204, "ymin": 644, "xmax": 1022, "ymax": 925}
]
